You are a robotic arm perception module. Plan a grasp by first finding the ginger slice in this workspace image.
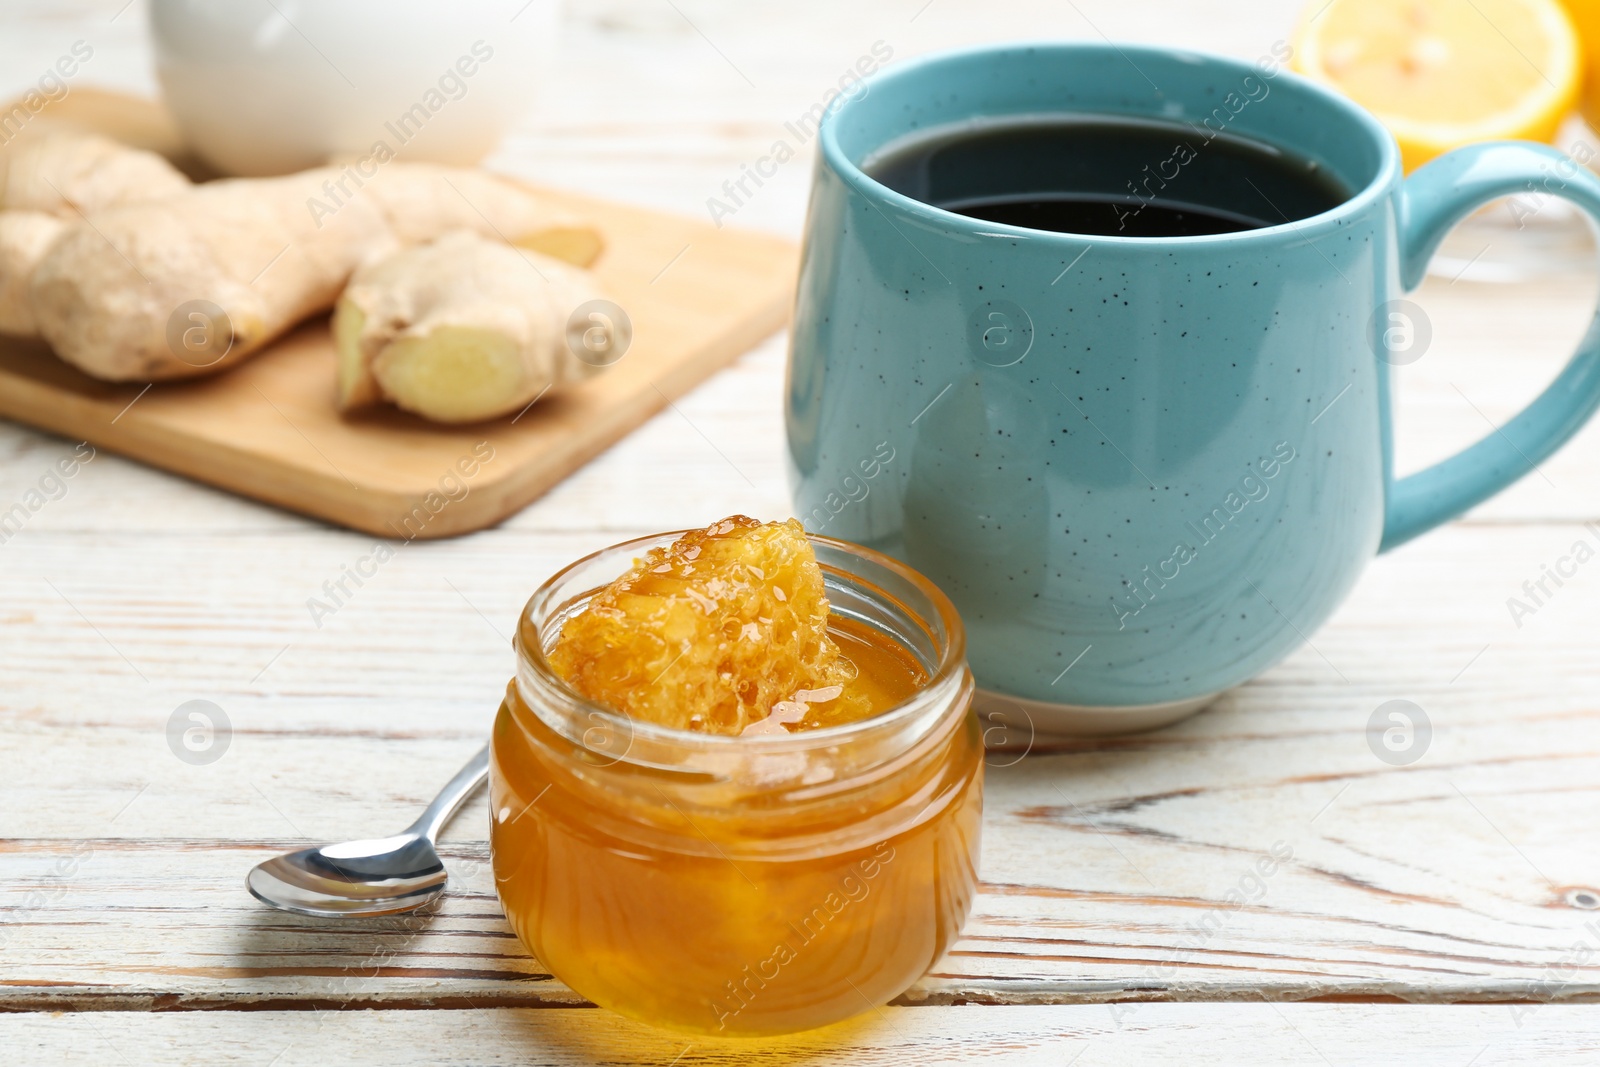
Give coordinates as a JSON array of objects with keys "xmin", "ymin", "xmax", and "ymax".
[
  {"xmin": 548, "ymin": 516, "xmax": 872, "ymax": 735},
  {"xmin": 333, "ymin": 230, "xmax": 609, "ymax": 423}
]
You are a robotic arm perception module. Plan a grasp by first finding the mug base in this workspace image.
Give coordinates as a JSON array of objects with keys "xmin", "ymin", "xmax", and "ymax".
[{"xmin": 974, "ymin": 687, "xmax": 1222, "ymax": 740}]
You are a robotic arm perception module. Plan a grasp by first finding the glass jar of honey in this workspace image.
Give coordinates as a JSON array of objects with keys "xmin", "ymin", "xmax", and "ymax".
[{"xmin": 490, "ymin": 530, "xmax": 980, "ymax": 1036}]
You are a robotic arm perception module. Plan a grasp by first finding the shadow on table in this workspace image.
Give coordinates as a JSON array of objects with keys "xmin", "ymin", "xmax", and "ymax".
[{"xmin": 230, "ymin": 892, "xmax": 549, "ymax": 1000}]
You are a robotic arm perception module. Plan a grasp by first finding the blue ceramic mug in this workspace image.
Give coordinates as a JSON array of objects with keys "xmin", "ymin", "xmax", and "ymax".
[{"xmin": 786, "ymin": 42, "xmax": 1600, "ymax": 734}]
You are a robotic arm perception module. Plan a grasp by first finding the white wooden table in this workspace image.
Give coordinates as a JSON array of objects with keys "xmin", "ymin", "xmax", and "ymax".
[{"xmin": 3, "ymin": 1, "xmax": 1599, "ymax": 1062}]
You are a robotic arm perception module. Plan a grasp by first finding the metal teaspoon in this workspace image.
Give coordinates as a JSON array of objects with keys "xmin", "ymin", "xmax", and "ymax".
[{"xmin": 246, "ymin": 745, "xmax": 489, "ymax": 918}]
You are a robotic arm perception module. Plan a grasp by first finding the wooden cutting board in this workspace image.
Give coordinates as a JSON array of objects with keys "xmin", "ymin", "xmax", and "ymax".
[{"xmin": 0, "ymin": 92, "xmax": 797, "ymax": 539}]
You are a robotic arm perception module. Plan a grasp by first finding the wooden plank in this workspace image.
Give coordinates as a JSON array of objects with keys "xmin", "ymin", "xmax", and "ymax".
[
  {"xmin": 4, "ymin": 1005, "xmax": 1600, "ymax": 1066},
  {"xmin": 2, "ymin": 524, "xmax": 1599, "ymax": 1010},
  {"xmin": 0, "ymin": 95, "xmax": 797, "ymax": 540}
]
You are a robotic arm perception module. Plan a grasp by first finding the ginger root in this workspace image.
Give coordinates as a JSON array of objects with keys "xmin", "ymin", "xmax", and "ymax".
[
  {"xmin": 29, "ymin": 168, "xmax": 397, "ymax": 379},
  {"xmin": 0, "ymin": 127, "xmax": 190, "ymax": 216},
  {"xmin": 334, "ymin": 230, "xmax": 619, "ymax": 424},
  {"xmin": 356, "ymin": 165, "xmax": 603, "ymax": 267},
  {"xmin": 4, "ymin": 137, "xmax": 603, "ymax": 381},
  {"xmin": 0, "ymin": 211, "xmax": 66, "ymax": 335},
  {"xmin": 0, "ymin": 127, "xmax": 193, "ymax": 339}
]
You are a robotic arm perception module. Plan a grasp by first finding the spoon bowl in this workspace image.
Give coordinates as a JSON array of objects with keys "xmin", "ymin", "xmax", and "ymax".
[
  {"xmin": 247, "ymin": 834, "xmax": 448, "ymax": 918},
  {"xmin": 247, "ymin": 746, "xmax": 488, "ymax": 918}
]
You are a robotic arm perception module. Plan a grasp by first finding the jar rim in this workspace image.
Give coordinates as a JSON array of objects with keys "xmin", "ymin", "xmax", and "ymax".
[{"xmin": 514, "ymin": 528, "xmax": 968, "ymax": 758}]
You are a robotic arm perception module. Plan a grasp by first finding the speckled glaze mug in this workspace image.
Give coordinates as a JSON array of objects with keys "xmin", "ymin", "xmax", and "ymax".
[{"xmin": 786, "ymin": 42, "xmax": 1600, "ymax": 735}]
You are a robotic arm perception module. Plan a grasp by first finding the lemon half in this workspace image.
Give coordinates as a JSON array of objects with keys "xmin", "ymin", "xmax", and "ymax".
[{"xmin": 1294, "ymin": 0, "xmax": 1581, "ymax": 170}]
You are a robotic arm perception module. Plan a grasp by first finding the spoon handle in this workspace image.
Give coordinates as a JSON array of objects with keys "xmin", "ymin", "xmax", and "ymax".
[{"xmin": 406, "ymin": 744, "xmax": 490, "ymax": 842}]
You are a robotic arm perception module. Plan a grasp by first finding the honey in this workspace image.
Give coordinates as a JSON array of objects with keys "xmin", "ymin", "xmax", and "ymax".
[
  {"xmin": 805, "ymin": 615, "xmax": 926, "ymax": 728},
  {"xmin": 490, "ymin": 527, "xmax": 980, "ymax": 1036}
]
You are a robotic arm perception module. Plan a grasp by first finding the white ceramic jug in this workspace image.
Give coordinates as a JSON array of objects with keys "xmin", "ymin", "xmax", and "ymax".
[{"xmin": 148, "ymin": 0, "xmax": 557, "ymax": 175}]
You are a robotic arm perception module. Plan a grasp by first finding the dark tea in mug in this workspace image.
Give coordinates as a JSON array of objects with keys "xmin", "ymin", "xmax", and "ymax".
[{"xmin": 863, "ymin": 115, "xmax": 1352, "ymax": 237}]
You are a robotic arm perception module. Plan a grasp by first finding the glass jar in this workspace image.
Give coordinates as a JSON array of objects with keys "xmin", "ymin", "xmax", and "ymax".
[{"xmin": 489, "ymin": 530, "xmax": 980, "ymax": 1036}]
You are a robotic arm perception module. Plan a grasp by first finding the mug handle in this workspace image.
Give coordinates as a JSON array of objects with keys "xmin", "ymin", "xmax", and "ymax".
[{"xmin": 1381, "ymin": 141, "xmax": 1600, "ymax": 551}]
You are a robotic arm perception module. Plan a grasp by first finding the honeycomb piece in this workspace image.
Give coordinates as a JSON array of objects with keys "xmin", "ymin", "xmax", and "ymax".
[{"xmin": 547, "ymin": 515, "xmax": 872, "ymax": 735}]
